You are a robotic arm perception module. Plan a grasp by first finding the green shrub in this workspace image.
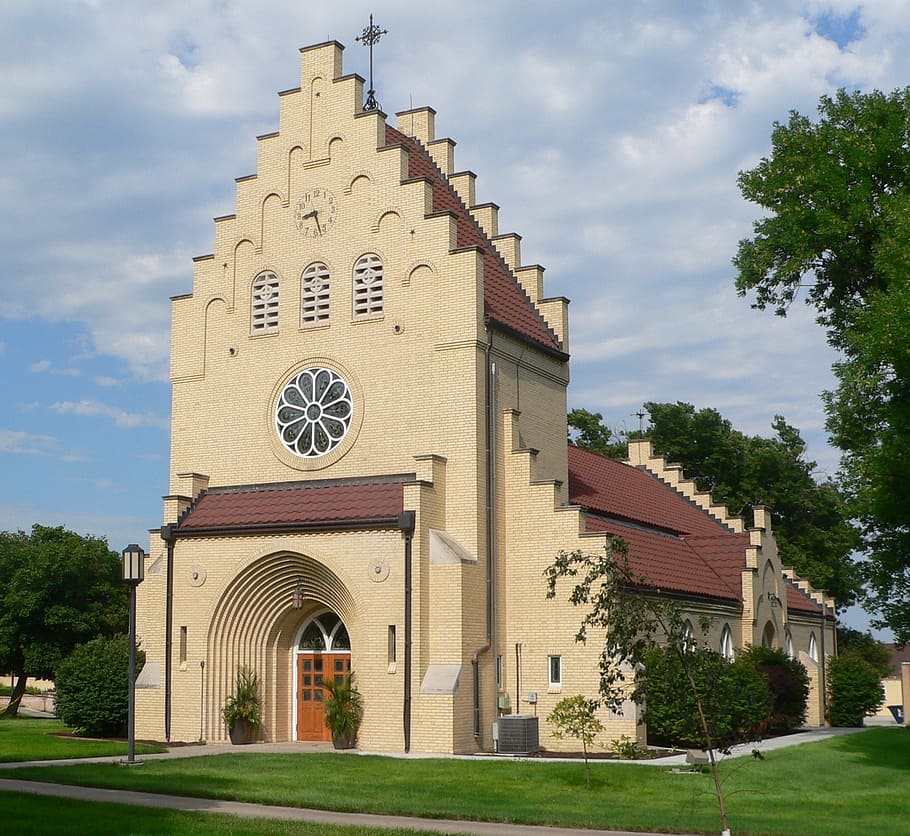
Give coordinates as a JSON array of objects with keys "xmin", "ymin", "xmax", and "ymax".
[
  {"xmin": 635, "ymin": 645, "xmax": 770, "ymax": 750},
  {"xmin": 827, "ymin": 652, "xmax": 884, "ymax": 727},
  {"xmin": 55, "ymin": 634, "xmax": 143, "ymax": 737},
  {"xmin": 735, "ymin": 645, "xmax": 809, "ymax": 731},
  {"xmin": 610, "ymin": 734, "xmax": 645, "ymax": 759}
]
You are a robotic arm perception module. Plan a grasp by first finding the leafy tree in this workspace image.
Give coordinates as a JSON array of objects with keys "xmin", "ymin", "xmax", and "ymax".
[
  {"xmin": 836, "ymin": 627, "xmax": 892, "ymax": 678},
  {"xmin": 546, "ymin": 538, "xmax": 737, "ymax": 834},
  {"xmin": 546, "ymin": 694, "xmax": 604, "ymax": 788},
  {"xmin": 569, "ymin": 403, "xmax": 862, "ymax": 607},
  {"xmin": 567, "ymin": 408, "xmax": 628, "ymax": 459},
  {"xmin": 0, "ymin": 525, "xmax": 128, "ymax": 717},
  {"xmin": 826, "ymin": 652, "xmax": 885, "ymax": 727},
  {"xmin": 55, "ymin": 634, "xmax": 142, "ymax": 737},
  {"xmin": 735, "ymin": 645, "xmax": 809, "ymax": 732},
  {"xmin": 734, "ymin": 87, "xmax": 910, "ymax": 642},
  {"xmin": 636, "ymin": 644, "xmax": 769, "ymax": 750}
]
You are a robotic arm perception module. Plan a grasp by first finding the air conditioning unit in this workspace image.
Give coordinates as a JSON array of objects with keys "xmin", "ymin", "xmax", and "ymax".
[{"xmin": 495, "ymin": 714, "xmax": 539, "ymax": 755}]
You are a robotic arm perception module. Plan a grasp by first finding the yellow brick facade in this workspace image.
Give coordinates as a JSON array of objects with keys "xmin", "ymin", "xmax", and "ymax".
[{"xmin": 136, "ymin": 40, "xmax": 836, "ymax": 754}]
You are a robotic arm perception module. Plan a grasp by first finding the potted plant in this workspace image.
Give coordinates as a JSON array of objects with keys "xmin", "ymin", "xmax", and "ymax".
[
  {"xmin": 222, "ymin": 667, "xmax": 261, "ymax": 744},
  {"xmin": 322, "ymin": 672, "xmax": 363, "ymax": 749}
]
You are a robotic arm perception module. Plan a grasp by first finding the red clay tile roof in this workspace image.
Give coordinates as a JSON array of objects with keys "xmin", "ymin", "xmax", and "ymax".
[
  {"xmin": 785, "ymin": 581, "xmax": 823, "ymax": 615},
  {"xmin": 385, "ymin": 125, "xmax": 564, "ymax": 357},
  {"xmin": 583, "ymin": 515, "xmax": 744, "ymax": 602},
  {"xmin": 568, "ymin": 445, "xmax": 730, "ymax": 536},
  {"xmin": 177, "ymin": 480, "xmax": 404, "ymax": 533}
]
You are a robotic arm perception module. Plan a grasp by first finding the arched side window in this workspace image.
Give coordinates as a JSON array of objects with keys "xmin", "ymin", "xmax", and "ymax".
[
  {"xmin": 353, "ymin": 253, "xmax": 383, "ymax": 317},
  {"xmin": 720, "ymin": 624, "xmax": 734, "ymax": 660},
  {"xmin": 682, "ymin": 620, "xmax": 695, "ymax": 652},
  {"xmin": 762, "ymin": 621, "xmax": 776, "ymax": 648},
  {"xmin": 251, "ymin": 270, "xmax": 280, "ymax": 333},
  {"xmin": 301, "ymin": 262, "xmax": 330, "ymax": 326},
  {"xmin": 785, "ymin": 632, "xmax": 794, "ymax": 658},
  {"xmin": 808, "ymin": 633, "xmax": 818, "ymax": 662}
]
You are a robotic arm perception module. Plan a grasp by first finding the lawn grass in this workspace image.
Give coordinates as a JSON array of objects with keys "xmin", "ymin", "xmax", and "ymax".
[
  {"xmin": 2, "ymin": 724, "xmax": 907, "ymax": 835},
  {"xmin": 0, "ymin": 792, "xmax": 440, "ymax": 835},
  {"xmin": 0, "ymin": 717, "xmax": 165, "ymax": 762}
]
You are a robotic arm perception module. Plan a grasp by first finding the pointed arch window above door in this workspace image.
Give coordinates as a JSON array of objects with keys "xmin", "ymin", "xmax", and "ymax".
[{"xmin": 298, "ymin": 610, "xmax": 351, "ymax": 652}]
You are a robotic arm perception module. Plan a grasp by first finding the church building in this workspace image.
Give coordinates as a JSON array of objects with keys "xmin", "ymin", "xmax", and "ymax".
[{"xmin": 135, "ymin": 40, "xmax": 836, "ymax": 753}]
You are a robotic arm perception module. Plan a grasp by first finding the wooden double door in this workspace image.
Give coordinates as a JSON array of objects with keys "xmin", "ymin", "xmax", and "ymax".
[{"xmin": 296, "ymin": 652, "xmax": 351, "ymax": 741}]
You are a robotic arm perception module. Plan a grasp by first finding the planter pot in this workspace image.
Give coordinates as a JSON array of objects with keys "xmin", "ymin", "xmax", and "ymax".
[
  {"xmin": 229, "ymin": 719, "xmax": 255, "ymax": 745},
  {"xmin": 331, "ymin": 732, "xmax": 356, "ymax": 750}
]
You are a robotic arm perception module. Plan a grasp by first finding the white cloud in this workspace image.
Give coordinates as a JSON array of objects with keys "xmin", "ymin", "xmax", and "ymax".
[
  {"xmin": 50, "ymin": 399, "xmax": 169, "ymax": 430},
  {"xmin": 0, "ymin": 429, "xmax": 58, "ymax": 456}
]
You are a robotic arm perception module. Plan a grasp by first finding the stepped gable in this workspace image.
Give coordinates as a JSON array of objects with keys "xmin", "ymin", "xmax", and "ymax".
[
  {"xmin": 584, "ymin": 515, "xmax": 743, "ymax": 602},
  {"xmin": 785, "ymin": 580, "xmax": 823, "ymax": 614},
  {"xmin": 177, "ymin": 479, "xmax": 404, "ymax": 532},
  {"xmin": 568, "ymin": 444, "xmax": 730, "ymax": 536},
  {"xmin": 385, "ymin": 125, "xmax": 564, "ymax": 357}
]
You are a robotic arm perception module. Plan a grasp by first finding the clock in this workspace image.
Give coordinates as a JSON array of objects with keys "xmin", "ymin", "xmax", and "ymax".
[{"xmin": 294, "ymin": 188, "xmax": 337, "ymax": 237}]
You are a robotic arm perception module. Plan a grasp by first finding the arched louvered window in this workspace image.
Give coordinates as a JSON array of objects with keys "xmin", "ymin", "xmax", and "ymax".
[
  {"xmin": 353, "ymin": 253, "xmax": 383, "ymax": 317},
  {"xmin": 251, "ymin": 270, "xmax": 279, "ymax": 333},
  {"xmin": 301, "ymin": 262, "xmax": 330, "ymax": 326}
]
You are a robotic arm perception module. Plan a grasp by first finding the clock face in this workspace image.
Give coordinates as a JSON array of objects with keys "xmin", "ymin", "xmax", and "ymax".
[
  {"xmin": 294, "ymin": 188, "xmax": 337, "ymax": 238},
  {"xmin": 275, "ymin": 367, "xmax": 353, "ymax": 458}
]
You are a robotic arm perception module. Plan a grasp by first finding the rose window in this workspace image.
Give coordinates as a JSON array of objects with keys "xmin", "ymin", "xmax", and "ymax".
[{"xmin": 275, "ymin": 368, "xmax": 353, "ymax": 457}]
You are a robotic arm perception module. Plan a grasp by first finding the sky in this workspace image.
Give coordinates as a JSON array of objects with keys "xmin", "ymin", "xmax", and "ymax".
[{"xmin": 1, "ymin": 0, "xmax": 904, "ymax": 638}]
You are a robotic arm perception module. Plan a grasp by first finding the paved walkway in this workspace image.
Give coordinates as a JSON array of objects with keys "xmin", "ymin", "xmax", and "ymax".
[{"xmin": 0, "ymin": 725, "xmax": 879, "ymax": 835}]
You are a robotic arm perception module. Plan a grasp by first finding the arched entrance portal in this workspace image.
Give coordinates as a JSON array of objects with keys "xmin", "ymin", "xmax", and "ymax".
[{"xmin": 296, "ymin": 609, "xmax": 352, "ymax": 741}]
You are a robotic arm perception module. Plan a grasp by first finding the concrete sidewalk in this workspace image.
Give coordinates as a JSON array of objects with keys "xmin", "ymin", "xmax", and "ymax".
[{"xmin": 0, "ymin": 777, "xmax": 700, "ymax": 835}]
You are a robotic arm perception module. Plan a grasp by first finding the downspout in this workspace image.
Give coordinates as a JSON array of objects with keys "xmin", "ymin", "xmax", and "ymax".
[
  {"xmin": 472, "ymin": 324, "xmax": 496, "ymax": 740},
  {"xmin": 398, "ymin": 510, "xmax": 416, "ymax": 753},
  {"xmin": 160, "ymin": 524, "xmax": 176, "ymax": 743},
  {"xmin": 820, "ymin": 604, "xmax": 828, "ymax": 724}
]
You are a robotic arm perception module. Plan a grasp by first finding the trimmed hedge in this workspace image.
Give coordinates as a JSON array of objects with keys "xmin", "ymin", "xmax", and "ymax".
[
  {"xmin": 636, "ymin": 645, "xmax": 769, "ymax": 750},
  {"xmin": 735, "ymin": 645, "xmax": 809, "ymax": 731},
  {"xmin": 55, "ymin": 634, "xmax": 143, "ymax": 737},
  {"xmin": 827, "ymin": 652, "xmax": 884, "ymax": 727}
]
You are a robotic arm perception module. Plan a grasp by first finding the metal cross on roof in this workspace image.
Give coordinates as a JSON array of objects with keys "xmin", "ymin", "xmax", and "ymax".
[{"xmin": 356, "ymin": 14, "xmax": 388, "ymax": 112}]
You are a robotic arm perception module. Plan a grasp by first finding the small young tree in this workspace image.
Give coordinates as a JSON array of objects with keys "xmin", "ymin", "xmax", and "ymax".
[
  {"xmin": 545, "ymin": 538, "xmax": 736, "ymax": 836},
  {"xmin": 827, "ymin": 652, "xmax": 885, "ymax": 727},
  {"xmin": 546, "ymin": 694, "xmax": 604, "ymax": 789}
]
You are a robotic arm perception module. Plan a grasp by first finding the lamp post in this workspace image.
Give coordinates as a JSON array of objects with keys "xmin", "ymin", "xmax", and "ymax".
[{"xmin": 122, "ymin": 543, "xmax": 146, "ymax": 766}]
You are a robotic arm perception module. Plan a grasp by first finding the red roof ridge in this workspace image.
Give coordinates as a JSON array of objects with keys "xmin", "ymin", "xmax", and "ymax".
[
  {"xmin": 568, "ymin": 444, "xmax": 731, "ymax": 537},
  {"xmin": 384, "ymin": 125, "xmax": 566, "ymax": 358}
]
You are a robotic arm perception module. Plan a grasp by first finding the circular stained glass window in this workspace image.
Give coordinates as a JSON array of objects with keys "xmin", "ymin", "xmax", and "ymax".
[{"xmin": 275, "ymin": 367, "xmax": 353, "ymax": 458}]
